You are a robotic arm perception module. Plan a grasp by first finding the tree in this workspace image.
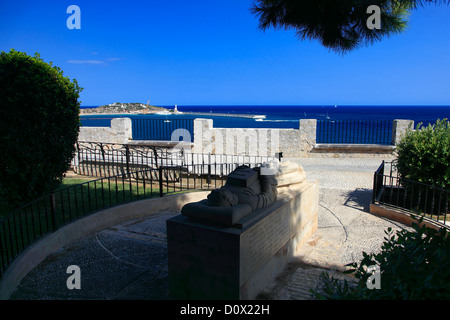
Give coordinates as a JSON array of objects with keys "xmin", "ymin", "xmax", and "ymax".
[
  {"xmin": 250, "ymin": 0, "xmax": 449, "ymax": 53},
  {"xmin": 0, "ymin": 49, "xmax": 82, "ymax": 207}
]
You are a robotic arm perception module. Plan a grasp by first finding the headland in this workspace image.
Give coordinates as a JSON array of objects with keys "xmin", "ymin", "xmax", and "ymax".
[{"xmin": 80, "ymin": 103, "xmax": 263, "ymax": 119}]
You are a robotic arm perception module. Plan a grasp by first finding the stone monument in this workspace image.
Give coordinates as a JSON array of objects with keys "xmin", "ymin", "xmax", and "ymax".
[
  {"xmin": 166, "ymin": 160, "xmax": 318, "ymax": 299},
  {"xmin": 180, "ymin": 165, "xmax": 278, "ymax": 227}
]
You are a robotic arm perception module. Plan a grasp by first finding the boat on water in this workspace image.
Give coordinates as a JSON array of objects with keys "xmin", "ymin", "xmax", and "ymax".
[
  {"xmin": 253, "ymin": 115, "xmax": 266, "ymax": 121},
  {"xmin": 155, "ymin": 110, "xmax": 171, "ymax": 115}
]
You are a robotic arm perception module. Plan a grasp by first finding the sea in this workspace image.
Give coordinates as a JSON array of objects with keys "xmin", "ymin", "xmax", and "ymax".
[{"xmin": 80, "ymin": 105, "xmax": 450, "ymax": 129}]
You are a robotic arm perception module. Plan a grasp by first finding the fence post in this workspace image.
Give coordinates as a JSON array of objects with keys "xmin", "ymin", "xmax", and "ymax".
[
  {"xmin": 372, "ymin": 171, "xmax": 378, "ymax": 204},
  {"xmin": 100, "ymin": 143, "xmax": 105, "ymax": 177},
  {"xmin": 125, "ymin": 145, "xmax": 130, "ymax": 178},
  {"xmin": 372, "ymin": 161, "xmax": 385, "ymax": 204},
  {"xmin": 159, "ymin": 166, "xmax": 164, "ymax": 197},
  {"xmin": 76, "ymin": 142, "xmax": 81, "ymax": 174},
  {"xmin": 152, "ymin": 147, "xmax": 159, "ymax": 168},
  {"xmin": 50, "ymin": 192, "xmax": 57, "ymax": 231},
  {"xmin": 207, "ymin": 153, "xmax": 212, "ymax": 185}
]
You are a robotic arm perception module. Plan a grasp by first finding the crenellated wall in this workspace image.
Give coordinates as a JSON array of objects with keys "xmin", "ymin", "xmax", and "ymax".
[
  {"xmin": 192, "ymin": 118, "xmax": 317, "ymax": 158},
  {"xmin": 191, "ymin": 118, "xmax": 413, "ymax": 158},
  {"xmin": 77, "ymin": 117, "xmax": 414, "ymax": 158},
  {"xmin": 78, "ymin": 117, "xmax": 132, "ymax": 144}
]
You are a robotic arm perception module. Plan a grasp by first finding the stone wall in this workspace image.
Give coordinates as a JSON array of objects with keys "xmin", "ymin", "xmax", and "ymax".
[
  {"xmin": 191, "ymin": 118, "xmax": 411, "ymax": 158},
  {"xmin": 78, "ymin": 117, "xmax": 132, "ymax": 144},
  {"xmin": 77, "ymin": 117, "xmax": 414, "ymax": 158},
  {"xmin": 192, "ymin": 118, "xmax": 315, "ymax": 158},
  {"xmin": 391, "ymin": 119, "xmax": 414, "ymax": 145}
]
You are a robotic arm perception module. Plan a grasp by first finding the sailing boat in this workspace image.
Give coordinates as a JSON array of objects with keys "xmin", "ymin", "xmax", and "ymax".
[{"xmin": 325, "ymin": 105, "xmax": 337, "ymax": 119}]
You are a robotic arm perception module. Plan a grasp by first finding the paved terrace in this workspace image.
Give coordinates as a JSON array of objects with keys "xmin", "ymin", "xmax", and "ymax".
[{"xmin": 9, "ymin": 155, "xmax": 411, "ymax": 300}]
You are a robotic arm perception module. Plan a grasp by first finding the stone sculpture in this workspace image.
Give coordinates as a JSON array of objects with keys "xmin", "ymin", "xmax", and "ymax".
[
  {"xmin": 262, "ymin": 160, "xmax": 307, "ymax": 188},
  {"xmin": 181, "ymin": 165, "xmax": 278, "ymax": 226},
  {"xmin": 181, "ymin": 161, "xmax": 306, "ymax": 227},
  {"xmin": 207, "ymin": 165, "xmax": 278, "ymax": 210},
  {"xmin": 168, "ymin": 159, "xmax": 318, "ymax": 300}
]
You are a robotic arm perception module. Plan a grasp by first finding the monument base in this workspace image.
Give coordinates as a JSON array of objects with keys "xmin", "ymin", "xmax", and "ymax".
[{"xmin": 166, "ymin": 180, "xmax": 319, "ymax": 300}]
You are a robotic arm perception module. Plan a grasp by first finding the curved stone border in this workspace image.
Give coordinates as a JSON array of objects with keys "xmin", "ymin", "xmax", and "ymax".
[
  {"xmin": 370, "ymin": 203, "xmax": 449, "ymax": 232},
  {"xmin": 0, "ymin": 191, "xmax": 210, "ymax": 300}
]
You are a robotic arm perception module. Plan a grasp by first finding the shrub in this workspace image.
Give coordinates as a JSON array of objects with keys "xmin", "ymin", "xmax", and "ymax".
[
  {"xmin": 313, "ymin": 221, "xmax": 450, "ymax": 299},
  {"xmin": 0, "ymin": 49, "xmax": 82, "ymax": 207},
  {"xmin": 395, "ymin": 119, "xmax": 450, "ymax": 190}
]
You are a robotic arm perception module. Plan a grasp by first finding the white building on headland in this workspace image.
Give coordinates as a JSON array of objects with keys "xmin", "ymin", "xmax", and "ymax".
[{"xmin": 174, "ymin": 105, "xmax": 182, "ymax": 114}]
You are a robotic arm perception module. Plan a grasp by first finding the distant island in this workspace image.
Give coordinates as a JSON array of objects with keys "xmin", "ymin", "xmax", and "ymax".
[
  {"xmin": 79, "ymin": 102, "xmax": 177, "ymax": 114},
  {"xmin": 79, "ymin": 103, "xmax": 259, "ymax": 119}
]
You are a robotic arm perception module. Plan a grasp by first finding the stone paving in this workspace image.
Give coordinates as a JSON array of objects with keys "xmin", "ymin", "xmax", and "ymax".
[
  {"xmin": 257, "ymin": 156, "xmax": 411, "ymax": 299},
  {"xmin": 8, "ymin": 156, "xmax": 411, "ymax": 300}
]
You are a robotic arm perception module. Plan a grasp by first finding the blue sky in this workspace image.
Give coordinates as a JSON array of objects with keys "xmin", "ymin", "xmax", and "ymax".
[{"xmin": 1, "ymin": 1, "xmax": 450, "ymax": 106}]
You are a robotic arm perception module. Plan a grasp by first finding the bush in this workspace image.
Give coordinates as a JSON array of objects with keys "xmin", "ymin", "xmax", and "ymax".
[
  {"xmin": 0, "ymin": 49, "xmax": 82, "ymax": 207},
  {"xmin": 396, "ymin": 119, "xmax": 450, "ymax": 190},
  {"xmin": 313, "ymin": 221, "xmax": 450, "ymax": 299}
]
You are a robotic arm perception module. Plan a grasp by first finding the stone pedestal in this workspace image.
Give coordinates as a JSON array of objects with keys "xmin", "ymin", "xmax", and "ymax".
[{"xmin": 166, "ymin": 179, "xmax": 318, "ymax": 300}]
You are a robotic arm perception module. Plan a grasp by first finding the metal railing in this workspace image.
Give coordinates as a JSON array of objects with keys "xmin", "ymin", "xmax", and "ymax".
[
  {"xmin": 73, "ymin": 141, "xmax": 277, "ymax": 178},
  {"xmin": 372, "ymin": 161, "xmax": 450, "ymax": 229},
  {"xmin": 0, "ymin": 168, "xmax": 159, "ymax": 280},
  {"xmin": 73, "ymin": 142, "xmax": 184, "ymax": 177},
  {"xmin": 0, "ymin": 152, "xmax": 276, "ymax": 281},
  {"xmin": 317, "ymin": 119, "xmax": 393, "ymax": 145},
  {"xmin": 131, "ymin": 118, "xmax": 194, "ymax": 141}
]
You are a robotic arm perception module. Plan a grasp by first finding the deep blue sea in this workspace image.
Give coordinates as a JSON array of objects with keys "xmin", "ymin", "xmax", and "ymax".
[{"xmin": 80, "ymin": 105, "xmax": 450, "ymax": 129}]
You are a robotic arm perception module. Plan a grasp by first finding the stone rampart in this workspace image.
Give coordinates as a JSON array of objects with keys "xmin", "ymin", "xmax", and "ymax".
[
  {"xmin": 78, "ymin": 117, "xmax": 132, "ymax": 144},
  {"xmin": 77, "ymin": 117, "xmax": 414, "ymax": 158}
]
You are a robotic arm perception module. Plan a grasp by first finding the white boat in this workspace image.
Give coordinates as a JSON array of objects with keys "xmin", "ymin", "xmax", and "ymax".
[
  {"xmin": 253, "ymin": 115, "xmax": 266, "ymax": 119},
  {"xmin": 156, "ymin": 110, "xmax": 171, "ymax": 115}
]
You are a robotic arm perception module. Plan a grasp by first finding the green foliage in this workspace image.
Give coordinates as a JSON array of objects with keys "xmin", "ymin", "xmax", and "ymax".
[
  {"xmin": 313, "ymin": 221, "xmax": 450, "ymax": 299},
  {"xmin": 396, "ymin": 119, "xmax": 450, "ymax": 190},
  {"xmin": 251, "ymin": 0, "xmax": 450, "ymax": 54},
  {"xmin": 0, "ymin": 49, "xmax": 82, "ymax": 207}
]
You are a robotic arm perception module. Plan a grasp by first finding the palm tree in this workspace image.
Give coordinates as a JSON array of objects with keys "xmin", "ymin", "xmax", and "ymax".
[{"xmin": 250, "ymin": 0, "xmax": 449, "ymax": 53}]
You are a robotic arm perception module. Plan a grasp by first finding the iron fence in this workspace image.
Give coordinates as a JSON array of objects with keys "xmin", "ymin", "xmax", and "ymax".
[
  {"xmin": 0, "ymin": 168, "xmax": 157, "ymax": 280},
  {"xmin": 73, "ymin": 141, "xmax": 277, "ymax": 178},
  {"xmin": 0, "ymin": 151, "xmax": 276, "ymax": 281},
  {"xmin": 73, "ymin": 141, "xmax": 184, "ymax": 177},
  {"xmin": 131, "ymin": 118, "xmax": 194, "ymax": 141},
  {"xmin": 316, "ymin": 119, "xmax": 393, "ymax": 145},
  {"xmin": 372, "ymin": 161, "xmax": 450, "ymax": 229}
]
